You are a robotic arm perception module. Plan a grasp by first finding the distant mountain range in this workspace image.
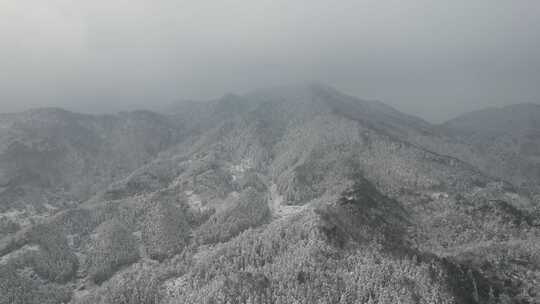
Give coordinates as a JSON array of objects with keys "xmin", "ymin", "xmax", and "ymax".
[{"xmin": 1, "ymin": 84, "xmax": 539, "ymax": 304}]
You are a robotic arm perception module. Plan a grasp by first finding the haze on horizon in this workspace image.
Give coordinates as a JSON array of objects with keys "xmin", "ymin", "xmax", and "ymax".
[{"xmin": 1, "ymin": 0, "xmax": 540, "ymax": 122}]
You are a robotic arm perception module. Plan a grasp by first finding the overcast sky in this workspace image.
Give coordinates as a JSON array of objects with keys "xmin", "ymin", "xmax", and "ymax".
[{"xmin": 1, "ymin": 0, "xmax": 539, "ymax": 122}]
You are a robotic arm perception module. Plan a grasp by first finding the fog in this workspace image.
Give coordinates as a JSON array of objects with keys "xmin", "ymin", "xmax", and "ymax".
[{"xmin": 1, "ymin": 0, "xmax": 539, "ymax": 122}]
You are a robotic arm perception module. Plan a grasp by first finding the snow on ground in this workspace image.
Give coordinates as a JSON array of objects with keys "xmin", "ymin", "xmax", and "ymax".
[
  {"xmin": 163, "ymin": 275, "xmax": 188, "ymax": 299},
  {"xmin": 0, "ymin": 209, "xmax": 26, "ymax": 221},
  {"xmin": 429, "ymin": 192, "xmax": 449, "ymax": 200},
  {"xmin": 185, "ymin": 190, "xmax": 210, "ymax": 213},
  {"xmin": 269, "ymin": 184, "xmax": 305, "ymax": 217},
  {"xmin": 0, "ymin": 244, "xmax": 40, "ymax": 265},
  {"xmin": 229, "ymin": 158, "xmax": 253, "ymax": 181}
]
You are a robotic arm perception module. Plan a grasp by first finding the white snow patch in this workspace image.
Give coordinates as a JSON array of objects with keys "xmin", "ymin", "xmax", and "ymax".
[
  {"xmin": 0, "ymin": 209, "xmax": 38, "ymax": 228},
  {"xmin": 430, "ymin": 192, "xmax": 449, "ymax": 200},
  {"xmin": 229, "ymin": 158, "xmax": 253, "ymax": 181},
  {"xmin": 505, "ymin": 192, "xmax": 520, "ymax": 200},
  {"xmin": 185, "ymin": 191, "xmax": 209, "ymax": 212},
  {"xmin": 0, "ymin": 244, "xmax": 40, "ymax": 265},
  {"xmin": 0, "ymin": 209, "xmax": 25, "ymax": 221},
  {"xmin": 269, "ymin": 184, "xmax": 305, "ymax": 217},
  {"xmin": 163, "ymin": 276, "xmax": 187, "ymax": 298},
  {"xmin": 66, "ymin": 234, "xmax": 78, "ymax": 247},
  {"xmin": 43, "ymin": 203, "xmax": 58, "ymax": 211}
]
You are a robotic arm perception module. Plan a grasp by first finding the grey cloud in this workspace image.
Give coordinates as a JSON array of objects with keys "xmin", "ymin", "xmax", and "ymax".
[{"xmin": 1, "ymin": 0, "xmax": 539, "ymax": 121}]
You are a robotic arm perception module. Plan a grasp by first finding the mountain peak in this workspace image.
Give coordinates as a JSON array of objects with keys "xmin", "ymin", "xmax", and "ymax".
[{"xmin": 243, "ymin": 82, "xmax": 337, "ymax": 102}]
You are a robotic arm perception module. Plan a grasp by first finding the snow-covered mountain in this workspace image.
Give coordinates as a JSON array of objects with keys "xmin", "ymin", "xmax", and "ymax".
[{"xmin": 1, "ymin": 85, "xmax": 539, "ymax": 304}]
